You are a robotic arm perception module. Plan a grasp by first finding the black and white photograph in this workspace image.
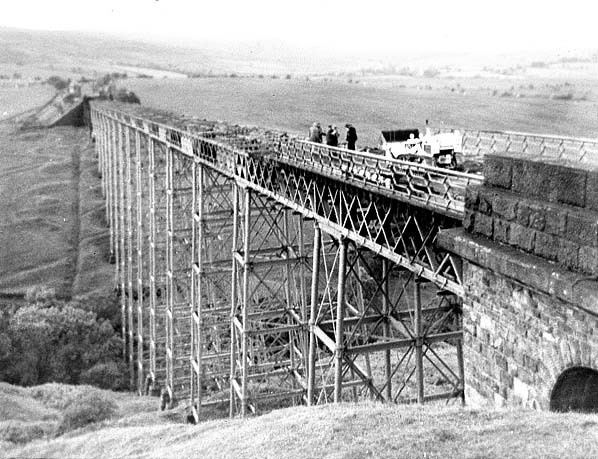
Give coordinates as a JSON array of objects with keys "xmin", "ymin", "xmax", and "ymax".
[{"xmin": 1, "ymin": 0, "xmax": 598, "ymax": 457}]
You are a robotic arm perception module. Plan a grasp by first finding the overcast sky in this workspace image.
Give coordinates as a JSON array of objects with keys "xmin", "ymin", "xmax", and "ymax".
[{"xmin": 1, "ymin": 0, "xmax": 597, "ymax": 55}]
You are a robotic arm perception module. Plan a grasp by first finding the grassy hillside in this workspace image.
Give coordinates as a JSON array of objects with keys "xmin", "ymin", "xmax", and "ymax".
[
  {"xmin": 0, "ymin": 382, "xmax": 174, "ymax": 449},
  {"xmin": 0, "ymin": 120, "xmax": 112, "ymax": 299},
  {"xmin": 2, "ymin": 26, "xmax": 596, "ymax": 82},
  {"xmin": 0, "ymin": 27, "xmax": 371, "ymax": 80},
  {"xmin": 0, "ymin": 86, "xmax": 54, "ymax": 120},
  {"xmin": 3, "ymin": 388, "xmax": 598, "ymax": 459}
]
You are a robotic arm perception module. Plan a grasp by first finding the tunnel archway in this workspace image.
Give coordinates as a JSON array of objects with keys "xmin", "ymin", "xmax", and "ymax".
[{"xmin": 550, "ymin": 367, "xmax": 598, "ymax": 413}]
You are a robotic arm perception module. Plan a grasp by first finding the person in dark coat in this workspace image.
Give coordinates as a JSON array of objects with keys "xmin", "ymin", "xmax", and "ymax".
[
  {"xmin": 325, "ymin": 125, "xmax": 339, "ymax": 147},
  {"xmin": 309, "ymin": 122, "xmax": 323, "ymax": 143},
  {"xmin": 345, "ymin": 124, "xmax": 357, "ymax": 150}
]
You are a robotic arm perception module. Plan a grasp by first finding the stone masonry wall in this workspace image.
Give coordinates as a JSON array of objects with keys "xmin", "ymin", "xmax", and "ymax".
[
  {"xmin": 464, "ymin": 261, "xmax": 598, "ymax": 409},
  {"xmin": 465, "ymin": 153, "xmax": 598, "ymax": 275},
  {"xmin": 439, "ymin": 152, "xmax": 598, "ymax": 410}
]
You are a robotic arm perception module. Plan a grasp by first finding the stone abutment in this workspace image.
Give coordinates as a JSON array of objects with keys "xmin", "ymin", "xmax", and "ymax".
[{"xmin": 440, "ymin": 153, "xmax": 598, "ymax": 411}]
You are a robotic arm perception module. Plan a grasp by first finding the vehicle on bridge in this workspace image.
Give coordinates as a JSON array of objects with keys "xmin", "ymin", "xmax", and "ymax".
[{"xmin": 378, "ymin": 123, "xmax": 462, "ymax": 169}]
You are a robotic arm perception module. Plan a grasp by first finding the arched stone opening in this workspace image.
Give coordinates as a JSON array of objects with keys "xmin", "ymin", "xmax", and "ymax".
[{"xmin": 550, "ymin": 367, "xmax": 598, "ymax": 413}]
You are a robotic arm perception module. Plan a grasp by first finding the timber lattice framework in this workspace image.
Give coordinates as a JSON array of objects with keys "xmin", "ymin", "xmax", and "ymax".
[{"xmin": 90, "ymin": 101, "xmax": 596, "ymax": 419}]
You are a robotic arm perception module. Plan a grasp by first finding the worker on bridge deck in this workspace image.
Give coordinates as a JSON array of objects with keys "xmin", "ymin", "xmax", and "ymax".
[
  {"xmin": 309, "ymin": 122, "xmax": 323, "ymax": 143},
  {"xmin": 325, "ymin": 125, "xmax": 339, "ymax": 147},
  {"xmin": 345, "ymin": 123, "xmax": 357, "ymax": 150}
]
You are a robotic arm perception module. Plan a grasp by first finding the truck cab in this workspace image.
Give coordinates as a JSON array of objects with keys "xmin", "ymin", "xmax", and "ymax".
[{"xmin": 379, "ymin": 126, "xmax": 461, "ymax": 169}]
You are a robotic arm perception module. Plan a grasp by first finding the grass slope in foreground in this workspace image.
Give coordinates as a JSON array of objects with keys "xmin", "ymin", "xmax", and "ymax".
[{"xmin": 4, "ymin": 389, "xmax": 598, "ymax": 459}]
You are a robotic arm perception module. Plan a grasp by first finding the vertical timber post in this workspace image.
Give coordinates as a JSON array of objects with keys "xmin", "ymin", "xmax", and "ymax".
[
  {"xmin": 117, "ymin": 122, "xmax": 127, "ymax": 362},
  {"xmin": 414, "ymin": 277, "xmax": 424, "ymax": 404},
  {"xmin": 125, "ymin": 126, "xmax": 135, "ymax": 389},
  {"xmin": 307, "ymin": 223, "xmax": 322, "ymax": 405},
  {"xmin": 229, "ymin": 183, "xmax": 239, "ymax": 417},
  {"xmin": 101, "ymin": 115, "xmax": 107, "ymax": 197},
  {"xmin": 283, "ymin": 209, "xmax": 296, "ymax": 381},
  {"xmin": 334, "ymin": 238, "xmax": 348, "ymax": 403},
  {"xmin": 457, "ymin": 302, "xmax": 466, "ymax": 405},
  {"xmin": 297, "ymin": 217, "xmax": 308, "ymax": 372},
  {"xmin": 109, "ymin": 120, "xmax": 118, "ymax": 286},
  {"xmin": 106, "ymin": 116, "xmax": 111, "ymax": 205},
  {"xmin": 191, "ymin": 160, "xmax": 202, "ymax": 420},
  {"xmin": 382, "ymin": 259, "xmax": 392, "ymax": 401},
  {"xmin": 165, "ymin": 145, "xmax": 174, "ymax": 403},
  {"xmin": 148, "ymin": 137, "xmax": 157, "ymax": 390},
  {"xmin": 240, "ymin": 187, "xmax": 251, "ymax": 417},
  {"xmin": 135, "ymin": 130, "xmax": 144, "ymax": 394}
]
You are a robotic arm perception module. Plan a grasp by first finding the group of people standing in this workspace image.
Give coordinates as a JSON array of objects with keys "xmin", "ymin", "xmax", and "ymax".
[{"xmin": 308, "ymin": 122, "xmax": 358, "ymax": 150}]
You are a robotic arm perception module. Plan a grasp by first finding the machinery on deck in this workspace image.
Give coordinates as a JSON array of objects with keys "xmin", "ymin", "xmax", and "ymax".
[{"xmin": 379, "ymin": 122, "xmax": 462, "ymax": 169}]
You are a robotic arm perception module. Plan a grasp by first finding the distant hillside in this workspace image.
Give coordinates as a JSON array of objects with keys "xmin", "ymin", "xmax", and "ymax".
[
  {"xmin": 1, "ymin": 27, "xmax": 596, "ymax": 82},
  {"xmin": 0, "ymin": 27, "xmax": 372, "ymax": 78},
  {"xmin": 0, "ymin": 27, "xmax": 207, "ymax": 77}
]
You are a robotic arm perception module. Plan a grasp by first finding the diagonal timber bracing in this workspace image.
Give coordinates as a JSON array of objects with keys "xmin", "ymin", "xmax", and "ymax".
[{"xmin": 91, "ymin": 101, "xmax": 478, "ymax": 416}]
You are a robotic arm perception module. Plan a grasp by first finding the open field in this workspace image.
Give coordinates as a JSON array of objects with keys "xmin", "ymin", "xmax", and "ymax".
[
  {"xmin": 128, "ymin": 76, "xmax": 598, "ymax": 148},
  {"xmin": 0, "ymin": 85, "xmax": 54, "ymax": 120},
  {"xmin": 0, "ymin": 110, "xmax": 112, "ymax": 300}
]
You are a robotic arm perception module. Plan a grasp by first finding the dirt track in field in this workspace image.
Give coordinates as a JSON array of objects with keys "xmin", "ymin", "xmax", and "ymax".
[{"xmin": 0, "ymin": 120, "xmax": 113, "ymax": 300}]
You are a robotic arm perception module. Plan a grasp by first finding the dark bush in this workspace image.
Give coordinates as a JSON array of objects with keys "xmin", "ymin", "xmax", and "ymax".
[
  {"xmin": 46, "ymin": 75, "xmax": 70, "ymax": 90},
  {"xmin": 70, "ymin": 295, "xmax": 121, "ymax": 331},
  {"xmin": 0, "ymin": 420, "xmax": 53, "ymax": 444},
  {"xmin": 80, "ymin": 362, "xmax": 127, "ymax": 391},
  {"xmin": 58, "ymin": 392, "xmax": 117, "ymax": 433},
  {"xmin": 114, "ymin": 88, "xmax": 141, "ymax": 104},
  {"xmin": 552, "ymin": 92, "xmax": 574, "ymax": 100},
  {"xmin": 96, "ymin": 73, "xmax": 112, "ymax": 87},
  {"xmin": 0, "ymin": 304, "xmax": 122, "ymax": 387},
  {"xmin": 423, "ymin": 68, "xmax": 440, "ymax": 78},
  {"xmin": 24, "ymin": 286, "xmax": 56, "ymax": 304}
]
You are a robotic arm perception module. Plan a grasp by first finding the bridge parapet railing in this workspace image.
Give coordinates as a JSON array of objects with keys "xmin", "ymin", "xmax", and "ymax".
[
  {"xmin": 277, "ymin": 138, "xmax": 482, "ymax": 216},
  {"xmin": 433, "ymin": 127, "xmax": 598, "ymax": 163}
]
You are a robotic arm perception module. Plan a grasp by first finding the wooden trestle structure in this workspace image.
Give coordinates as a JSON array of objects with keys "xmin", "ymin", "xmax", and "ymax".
[{"xmin": 91, "ymin": 101, "xmax": 484, "ymax": 419}]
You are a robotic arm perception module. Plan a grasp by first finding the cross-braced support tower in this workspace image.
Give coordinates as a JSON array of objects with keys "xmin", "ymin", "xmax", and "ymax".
[
  {"xmin": 229, "ymin": 183, "xmax": 309, "ymax": 416},
  {"xmin": 190, "ymin": 163, "xmax": 235, "ymax": 420},
  {"xmin": 165, "ymin": 135, "xmax": 195, "ymax": 404}
]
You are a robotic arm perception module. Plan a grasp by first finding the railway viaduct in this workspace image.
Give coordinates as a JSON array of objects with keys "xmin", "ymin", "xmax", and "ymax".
[{"xmin": 88, "ymin": 101, "xmax": 598, "ymax": 419}]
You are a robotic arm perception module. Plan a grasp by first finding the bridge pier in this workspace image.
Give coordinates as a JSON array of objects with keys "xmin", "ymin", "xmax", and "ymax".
[
  {"xmin": 229, "ymin": 184, "xmax": 309, "ymax": 416},
  {"xmin": 440, "ymin": 153, "xmax": 598, "ymax": 411},
  {"xmin": 190, "ymin": 165, "xmax": 234, "ymax": 420},
  {"xmin": 148, "ymin": 135, "xmax": 168, "ymax": 395}
]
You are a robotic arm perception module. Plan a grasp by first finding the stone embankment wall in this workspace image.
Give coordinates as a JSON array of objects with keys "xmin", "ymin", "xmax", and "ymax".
[{"xmin": 439, "ymin": 153, "xmax": 598, "ymax": 410}]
